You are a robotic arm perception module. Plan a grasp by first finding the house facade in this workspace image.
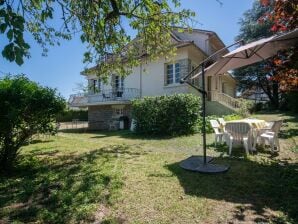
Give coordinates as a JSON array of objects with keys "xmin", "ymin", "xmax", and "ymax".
[{"xmin": 69, "ymin": 29, "xmax": 240, "ymax": 130}]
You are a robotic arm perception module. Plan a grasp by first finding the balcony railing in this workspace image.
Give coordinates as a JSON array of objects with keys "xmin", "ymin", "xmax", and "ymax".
[
  {"xmin": 69, "ymin": 88, "xmax": 140, "ymax": 107},
  {"xmin": 209, "ymin": 91, "xmax": 241, "ymax": 110}
]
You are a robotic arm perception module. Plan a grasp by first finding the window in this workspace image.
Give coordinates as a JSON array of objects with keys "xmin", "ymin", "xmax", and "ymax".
[
  {"xmin": 97, "ymin": 79, "xmax": 101, "ymax": 92},
  {"xmin": 112, "ymin": 105, "xmax": 125, "ymax": 118},
  {"xmin": 115, "ymin": 75, "xmax": 124, "ymax": 90},
  {"xmin": 89, "ymin": 79, "xmax": 101, "ymax": 94},
  {"xmin": 166, "ymin": 63, "xmax": 180, "ymax": 85},
  {"xmin": 114, "ymin": 108, "xmax": 124, "ymax": 116}
]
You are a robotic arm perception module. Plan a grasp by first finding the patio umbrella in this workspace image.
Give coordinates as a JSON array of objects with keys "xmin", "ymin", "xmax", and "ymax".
[
  {"xmin": 198, "ymin": 28, "xmax": 298, "ymax": 78},
  {"xmin": 180, "ymin": 29, "xmax": 298, "ymax": 174}
]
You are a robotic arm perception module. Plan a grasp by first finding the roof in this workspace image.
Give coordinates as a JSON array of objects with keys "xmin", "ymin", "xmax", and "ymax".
[
  {"xmin": 82, "ymin": 27, "xmax": 227, "ymax": 75},
  {"xmin": 171, "ymin": 27, "xmax": 228, "ymax": 54}
]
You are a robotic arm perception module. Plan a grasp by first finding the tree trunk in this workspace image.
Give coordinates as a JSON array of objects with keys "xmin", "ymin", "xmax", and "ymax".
[{"xmin": 272, "ymin": 81, "xmax": 279, "ymax": 109}]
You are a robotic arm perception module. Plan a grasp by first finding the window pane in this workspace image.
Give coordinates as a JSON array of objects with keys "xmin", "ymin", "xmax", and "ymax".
[
  {"xmin": 175, "ymin": 63, "xmax": 180, "ymax": 83},
  {"xmin": 115, "ymin": 76, "xmax": 119, "ymax": 88},
  {"xmin": 120, "ymin": 77, "xmax": 124, "ymax": 89},
  {"xmin": 167, "ymin": 64, "xmax": 174, "ymax": 84}
]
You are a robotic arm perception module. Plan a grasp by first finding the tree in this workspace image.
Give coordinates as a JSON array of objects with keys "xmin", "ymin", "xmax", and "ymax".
[
  {"xmin": 0, "ymin": 0, "xmax": 194, "ymax": 76},
  {"xmin": 0, "ymin": 75, "xmax": 65, "ymax": 172},
  {"xmin": 233, "ymin": 1, "xmax": 281, "ymax": 108},
  {"xmin": 259, "ymin": 0, "xmax": 298, "ymax": 92}
]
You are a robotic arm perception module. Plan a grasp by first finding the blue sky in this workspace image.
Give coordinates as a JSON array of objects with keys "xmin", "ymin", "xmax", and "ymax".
[{"xmin": 0, "ymin": 0, "xmax": 254, "ymax": 99}]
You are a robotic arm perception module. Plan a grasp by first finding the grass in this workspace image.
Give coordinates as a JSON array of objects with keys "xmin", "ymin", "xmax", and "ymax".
[{"xmin": 0, "ymin": 112, "xmax": 297, "ymax": 223}]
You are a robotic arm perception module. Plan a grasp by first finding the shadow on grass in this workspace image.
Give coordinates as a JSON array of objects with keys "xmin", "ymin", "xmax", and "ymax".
[
  {"xmin": 167, "ymin": 155, "xmax": 298, "ymax": 223},
  {"xmin": 279, "ymin": 128, "xmax": 298, "ymax": 139},
  {"xmin": 0, "ymin": 144, "xmax": 143, "ymax": 223},
  {"xmin": 59, "ymin": 129, "xmax": 181, "ymax": 140},
  {"xmin": 28, "ymin": 139, "xmax": 54, "ymax": 145}
]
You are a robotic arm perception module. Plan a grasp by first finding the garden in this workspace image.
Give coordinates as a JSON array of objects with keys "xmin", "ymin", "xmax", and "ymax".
[{"xmin": 0, "ymin": 111, "xmax": 297, "ymax": 223}]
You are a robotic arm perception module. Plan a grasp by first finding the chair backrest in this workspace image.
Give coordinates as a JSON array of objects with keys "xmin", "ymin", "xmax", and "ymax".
[
  {"xmin": 271, "ymin": 120, "xmax": 283, "ymax": 133},
  {"xmin": 210, "ymin": 120, "xmax": 221, "ymax": 134},
  {"xmin": 218, "ymin": 118, "xmax": 226, "ymax": 126},
  {"xmin": 225, "ymin": 122, "xmax": 251, "ymax": 142},
  {"xmin": 210, "ymin": 119, "xmax": 220, "ymax": 128}
]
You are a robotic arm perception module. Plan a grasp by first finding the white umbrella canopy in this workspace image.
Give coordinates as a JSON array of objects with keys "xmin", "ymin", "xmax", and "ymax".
[{"xmin": 192, "ymin": 29, "xmax": 298, "ymax": 78}]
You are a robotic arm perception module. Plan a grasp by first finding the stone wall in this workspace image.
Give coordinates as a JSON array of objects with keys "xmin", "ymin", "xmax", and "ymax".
[{"xmin": 88, "ymin": 104, "xmax": 132, "ymax": 130}]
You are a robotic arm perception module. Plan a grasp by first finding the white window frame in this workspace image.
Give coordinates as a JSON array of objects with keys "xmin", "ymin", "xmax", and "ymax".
[{"xmin": 166, "ymin": 62, "xmax": 180, "ymax": 85}]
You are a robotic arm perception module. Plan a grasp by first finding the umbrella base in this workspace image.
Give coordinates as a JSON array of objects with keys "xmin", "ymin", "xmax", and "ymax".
[{"xmin": 179, "ymin": 156, "xmax": 229, "ymax": 174}]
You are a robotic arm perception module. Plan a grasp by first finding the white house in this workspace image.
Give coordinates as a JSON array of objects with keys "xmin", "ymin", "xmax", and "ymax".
[
  {"xmin": 240, "ymin": 86, "xmax": 269, "ymax": 103},
  {"xmin": 69, "ymin": 28, "xmax": 240, "ymax": 130}
]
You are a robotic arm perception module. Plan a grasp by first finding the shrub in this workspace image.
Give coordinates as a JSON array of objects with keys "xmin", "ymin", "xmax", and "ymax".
[
  {"xmin": 197, "ymin": 115, "xmax": 218, "ymax": 134},
  {"xmin": 198, "ymin": 114, "xmax": 243, "ymax": 134},
  {"xmin": 132, "ymin": 94, "xmax": 201, "ymax": 136},
  {"xmin": 0, "ymin": 75, "xmax": 65, "ymax": 172},
  {"xmin": 284, "ymin": 91, "xmax": 298, "ymax": 113},
  {"xmin": 223, "ymin": 113, "xmax": 243, "ymax": 121},
  {"xmin": 237, "ymin": 99, "xmax": 255, "ymax": 117}
]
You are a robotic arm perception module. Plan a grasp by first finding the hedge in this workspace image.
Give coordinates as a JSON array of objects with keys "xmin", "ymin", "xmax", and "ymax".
[
  {"xmin": 132, "ymin": 94, "xmax": 201, "ymax": 136},
  {"xmin": 56, "ymin": 109, "xmax": 88, "ymax": 122}
]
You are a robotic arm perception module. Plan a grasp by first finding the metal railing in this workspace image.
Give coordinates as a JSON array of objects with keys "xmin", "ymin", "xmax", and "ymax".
[{"xmin": 69, "ymin": 88, "xmax": 140, "ymax": 107}]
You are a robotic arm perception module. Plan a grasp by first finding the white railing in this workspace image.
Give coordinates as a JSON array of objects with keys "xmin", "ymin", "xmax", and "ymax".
[
  {"xmin": 69, "ymin": 88, "xmax": 140, "ymax": 107},
  {"xmin": 68, "ymin": 94, "xmax": 88, "ymax": 107},
  {"xmin": 209, "ymin": 91, "xmax": 241, "ymax": 110},
  {"xmin": 88, "ymin": 88, "xmax": 140, "ymax": 104}
]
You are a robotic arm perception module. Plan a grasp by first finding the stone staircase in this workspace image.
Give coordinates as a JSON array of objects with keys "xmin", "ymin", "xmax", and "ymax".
[{"xmin": 207, "ymin": 91, "xmax": 241, "ymax": 115}]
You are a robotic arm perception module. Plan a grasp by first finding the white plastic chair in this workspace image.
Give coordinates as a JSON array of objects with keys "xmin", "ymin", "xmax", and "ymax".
[
  {"xmin": 258, "ymin": 120, "xmax": 283, "ymax": 152},
  {"xmin": 210, "ymin": 120, "xmax": 224, "ymax": 146},
  {"xmin": 218, "ymin": 118, "xmax": 226, "ymax": 126},
  {"xmin": 225, "ymin": 122, "xmax": 252, "ymax": 155}
]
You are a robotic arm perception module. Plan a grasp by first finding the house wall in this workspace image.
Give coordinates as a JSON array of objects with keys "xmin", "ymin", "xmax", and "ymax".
[
  {"xmin": 173, "ymin": 31, "xmax": 212, "ymax": 55},
  {"xmin": 86, "ymin": 47, "xmax": 191, "ymax": 97},
  {"xmin": 221, "ymin": 74, "xmax": 236, "ymax": 97},
  {"xmin": 88, "ymin": 104, "xmax": 131, "ymax": 130}
]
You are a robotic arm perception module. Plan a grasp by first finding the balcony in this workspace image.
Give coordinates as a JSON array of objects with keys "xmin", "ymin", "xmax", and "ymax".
[{"xmin": 69, "ymin": 88, "xmax": 141, "ymax": 107}]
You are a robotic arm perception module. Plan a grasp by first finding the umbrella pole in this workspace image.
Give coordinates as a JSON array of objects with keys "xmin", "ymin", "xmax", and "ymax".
[
  {"xmin": 201, "ymin": 63, "xmax": 207, "ymax": 165},
  {"xmin": 179, "ymin": 62, "xmax": 229, "ymax": 174}
]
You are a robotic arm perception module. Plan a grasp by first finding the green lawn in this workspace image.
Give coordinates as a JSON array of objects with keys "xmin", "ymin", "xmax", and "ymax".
[{"xmin": 0, "ymin": 113, "xmax": 297, "ymax": 223}]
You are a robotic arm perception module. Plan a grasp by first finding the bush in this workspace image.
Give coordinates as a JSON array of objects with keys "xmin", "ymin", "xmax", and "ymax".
[
  {"xmin": 132, "ymin": 94, "xmax": 201, "ymax": 136},
  {"xmin": 223, "ymin": 113, "xmax": 243, "ymax": 121},
  {"xmin": 0, "ymin": 75, "xmax": 65, "ymax": 172},
  {"xmin": 284, "ymin": 91, "xmax": 298, "ymax": 113},
  {"xmin": 197, "ymin": 115, "xmax": 217, "ymax": 134},
  {"xmin": 237, "ymin": 99, "xmax": 255, "ymax": 117},
  {"xmin": 56, "ymin": 109, "xmax": 88, "ymax": 122},
  {"xmin": 198, "ymin": 114, "xmax": 243, "ymax": 134}
]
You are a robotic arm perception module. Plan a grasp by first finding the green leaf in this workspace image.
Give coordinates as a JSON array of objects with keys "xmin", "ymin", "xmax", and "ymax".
[
  {"xmin": 7, "ymin": 29, "xmax": 13, "ymax": 41},
  {"xmin": 2, "ymin": 43, "xmax": 15, "ymax": 62},
  {"xmin": 0, "ymin": 23, "xmax": 7, "ymax": 33},
  {"xmin": 0, "ymin": 9, "xmax": 5, "ymax": 16},
  {"xmin": 15, "ymin": 52, "xmax": 24, "ymax": 65}
]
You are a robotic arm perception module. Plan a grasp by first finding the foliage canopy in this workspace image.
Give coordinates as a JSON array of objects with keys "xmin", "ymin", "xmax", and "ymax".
[
  {"xmin": 0, "ymin": 75, "xmax": 65, "ymax": 171},
  {"xmin": 0, "ymin": 0, "xmax": 194, "ymax": 77}
]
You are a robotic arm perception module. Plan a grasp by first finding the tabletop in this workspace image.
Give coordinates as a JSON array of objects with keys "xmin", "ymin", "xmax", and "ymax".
[{"xmin": 226, "ymin": 118, "xmax": 267, "ymax": 129}]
